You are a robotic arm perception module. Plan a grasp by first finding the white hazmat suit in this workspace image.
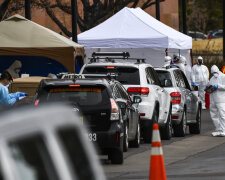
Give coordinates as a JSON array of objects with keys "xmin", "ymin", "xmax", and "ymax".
[
  {"xmin": 163, "ymin": 56, "xmax": 172, "ymax": 68},
  {"xmin": 172, "ymin": 54, "xmax": 186, "ymax": 74},
  {"xmin": 181, "ymin": 56, "xmax": 192, "ymax": 85},
  {"xmin": 209, "ymin": 65, "xmax": 225, "ymax": 136},
  {"xmin": 191, "ymin": 57, "xmax": 209, "ymax": 109}
]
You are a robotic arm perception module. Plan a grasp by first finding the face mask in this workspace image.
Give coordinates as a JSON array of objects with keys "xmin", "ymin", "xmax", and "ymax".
[
  {"xmin": 214, "ymin": 73, "xmax": 219, "ymax": 78},
  {"xmin": 198, "ymin": 60, "xmax": 202, "ymax": 65}
]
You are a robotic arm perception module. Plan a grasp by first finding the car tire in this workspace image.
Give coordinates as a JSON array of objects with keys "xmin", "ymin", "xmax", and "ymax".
[
  {"xmin": 189, "ymin": 106, "xmax": 201, "ymax": 134},
  {"xmin": 160, "ymin": 105, "xmax": 172, "ymax": 140},
  {"xmin": 173, "ymin": 109, "xmax": 187, "ymax": 137},
  {"xmin": 123, "ymin": 121, "xmax": 129, "ymax": 152},
  {"xmin": 110, "ymin": 148, "xmax": 123, "ymax": 164},
  {"xmin": 129, "ymin": 120, "xmax": 141, "ymax": 148},
  {"xmin": 143, "ymin": 109, "xmax": 158, "ymax": 143}
]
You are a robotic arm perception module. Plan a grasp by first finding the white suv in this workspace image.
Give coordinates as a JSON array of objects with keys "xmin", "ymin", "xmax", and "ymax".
[{"xmin": 80, "ymin": 52, "xmax": 172, "ymax": 142}]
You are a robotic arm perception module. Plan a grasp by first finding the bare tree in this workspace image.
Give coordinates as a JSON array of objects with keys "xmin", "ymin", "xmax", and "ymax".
[{"xmin": 1, "ymin": 0, "xmax": 165, "ymax": 36}]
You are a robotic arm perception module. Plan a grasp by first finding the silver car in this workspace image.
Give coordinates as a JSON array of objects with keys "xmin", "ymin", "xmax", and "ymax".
[{"xmin": 155, "ymin": 67, "xmax": 202, "ymax": 137}]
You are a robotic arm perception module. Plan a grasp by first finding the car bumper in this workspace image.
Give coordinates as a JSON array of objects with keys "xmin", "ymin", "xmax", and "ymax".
[
  {"xmin": 91, "ymin": 122, "xmax": 123, "ymax": 150},
  {"xmin": 171, "ymin": 104, "xmax": 183, "ymax": 125},
  {"xmin": 138, "ymin": 100, "xmax": 155, "ymax": 121}
]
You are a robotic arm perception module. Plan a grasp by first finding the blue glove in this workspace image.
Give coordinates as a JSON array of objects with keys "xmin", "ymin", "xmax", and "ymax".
[
  {"xmin": 213, "ymin": 85, "xmax": 218, "ymax": 89},
  {"xmin": 18, "ymin": 92, "xmax": 28, "ymax": 97},
  {"xmin": 192, "ymin": 82, "xmax": 197, "ymax": 86}
]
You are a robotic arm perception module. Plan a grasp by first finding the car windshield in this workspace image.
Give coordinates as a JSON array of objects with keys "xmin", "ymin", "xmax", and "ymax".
[
  {"xmin": 83, "ymin": 66, "xmax": 140, "ymax": 85},
  {"xmin": 46, "ymin": 86, "xmax": 110, "ymax": 107},
  {"xmin": 156, "ymin": 70, "xmax": 173, "ymax": 87}
]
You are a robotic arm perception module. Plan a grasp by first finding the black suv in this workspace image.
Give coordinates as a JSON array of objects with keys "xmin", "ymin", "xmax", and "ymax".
[{"xmin": 34, "ymin": 78, "xmax": 141, "ymax": 164}]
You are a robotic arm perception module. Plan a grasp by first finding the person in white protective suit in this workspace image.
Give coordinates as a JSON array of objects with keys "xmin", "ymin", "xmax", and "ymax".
[
  {"xmin": 172, "ymin": 54, "xmax": 186, "ymax": 74},
  {"xmin": 208, "ymin": 65, "xmax": 225, "ymax": 136},
  {"xmin": 7, "ymin": 60, "xmax": 22, "ymax": 79},
  {"xmin": 181, "ymin": 56, "xmax": 192, "ymax": 85},
  {"xmin": 191, "ymin": 56, "xmax": 209, "ymax": 109},
  {"xmin": 163, "ymin": 56, "xmax": 172, "ymax": 68}
]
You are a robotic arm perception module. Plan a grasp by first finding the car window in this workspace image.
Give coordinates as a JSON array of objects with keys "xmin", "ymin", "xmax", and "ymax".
[
  {"xmin": 42, "ymin": 86, "xmax": 110, "ymax": 107},
  {"xmin": 150, "ymin": 68, "xmax": 162, "ymax": 86},
  {"xmin": 57, "ymin": 127, "xmax": 95, "ymax": 180},
  {"xmin": 83, "ymin": 66, "xmax": 140, "ymax": 85},
  {"xmin": 180, "ymin": 71, "xmax": 191, "ymax": 90},
  {"xmin": 112, "ymin": 85, "xmax": 122, "ymax": 99},
  {"xmin": 146, "ymin": 68, "xmax": 156, "ymax": 85},
  {"xmin": 9, "ymin": 135, "xmax": 58, "ymax": 180},
  {"xmin": 116, "ymin": 84, "xmax": 129, "ymax": 100},
  {"xmin": 156, "ymin": 70, "xmax": 173, "ymax": 87},
  {"xmin": 173, "ymin": 70, "xmax": 186, "ymax": 88}
]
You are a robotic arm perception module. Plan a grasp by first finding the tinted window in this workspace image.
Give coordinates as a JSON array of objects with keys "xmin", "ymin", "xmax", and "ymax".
[
  {"xmin": 146, "ymin": 68, "xmax": 156, "ymax": 85},
  {"xmin": 156, "ymin": 70, "xmax": 173, "ymax": 87},
  {"xmin": 58, "ymin": 127, "xmax": 95, "ymax": 180},
  {"xmin": 43, "ymin": 86, "xmax": 109, "ymax": 107},
  {"xmin": 173, "ymin": 70, "xmax": 186, "ymax": 88},
  {"xmin": 116, "ymin": 84, "xmax": 130, "ymax": 100},
  {"xmin": 9, "ymin": 136, "xmax": 58, "ymax": 180},
  {"xmin": 83, "ymin": 66, "xmax": 140, "ymax": 85}
]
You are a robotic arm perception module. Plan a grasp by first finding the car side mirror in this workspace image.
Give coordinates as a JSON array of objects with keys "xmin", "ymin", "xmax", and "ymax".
[
  {"xmin": 132, "ymin": 96, "xmax": 142, "ymax": 104},
  {"xmin": 164, "ymin": 79, "xmax": 172, "ymax": 87}
]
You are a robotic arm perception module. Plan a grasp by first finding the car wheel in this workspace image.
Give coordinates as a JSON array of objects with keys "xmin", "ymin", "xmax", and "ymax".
[
  {"xmin": 123, "ymin": 121, "xmax": 129, "ymax": 152},
  {"xmin": 109, "ymin": 148, "xmax": 123, "ymax": 164},
  {"xmin": 129, "ymin": 120, "xmax": 141, "ymax": 148},
  {"xmin": 161, "ymin": 105, "xmax": 172, "ymax": 140},
  {"xmin": 173, "ymin": 109, "xmax": 187, "ymax": 137},
  {"xmin": 143, "ymin": 109, "xmax": 158, "ymax": 143},
  {"xmin": 189, "ymin": 106, "xmax": 201, "ymax": 134}
]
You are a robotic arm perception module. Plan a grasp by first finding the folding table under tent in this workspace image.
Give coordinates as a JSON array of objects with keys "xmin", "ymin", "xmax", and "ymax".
[
  {"xmin": 0, "ymin": 14, "xmax": 84, "ymax": 76},
  {"xmin": 78, "ymin": 7, "xmax": 192, "ymax": 67}
]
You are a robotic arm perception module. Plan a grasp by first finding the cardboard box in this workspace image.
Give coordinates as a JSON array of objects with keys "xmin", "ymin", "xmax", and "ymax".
[{"xmin": 9, "ymin": 77, "xmax": 49, "ymax": 104}]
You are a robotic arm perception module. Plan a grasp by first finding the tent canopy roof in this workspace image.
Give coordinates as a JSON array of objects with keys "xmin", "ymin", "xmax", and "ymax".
[
  {"xmin": 78, "ymin": 7, "xmax": 192, "ymax": 49},
  {"xmin": 0, "ymin": 14, "xmax": 83, "ymax": 48}
]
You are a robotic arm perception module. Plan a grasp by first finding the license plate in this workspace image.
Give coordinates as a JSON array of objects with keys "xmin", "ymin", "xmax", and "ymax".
[{"xmin": 88, "ymin": 133, "xmax": 97, "ymax": 142}]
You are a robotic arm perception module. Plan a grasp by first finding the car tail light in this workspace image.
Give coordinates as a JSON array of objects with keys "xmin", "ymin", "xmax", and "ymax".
[
  {"xmin": 140, "ymin": 113, "xmax": 145, "ymax": 116},
  {"xmin": 34, "ymin": 99, "xmax": 39, "ymax": 106},
  {"xmin": 69, "ymin": 85, "xmax": 80, "ymax": 87},
  {"xmin": 172, "ymin": 115, "xmax": 179, "ymax": 119},
  {"xmin": 110, "ymin": 98, "xmax": 119, "ymax": 120},
  {"xmin": 127, "ymin": 87, "xmax": 149, "ymax": 95},
  {"xmin": 106, "ymin": 66, "xmax": 115, "ymax": 69},
  {"xmin": 208, "ymin": 36, "xmax": 212, "ymax": 39},
  {"xmin": 170, "ymin": 92, "xmax": 181, "ymax": 104}
]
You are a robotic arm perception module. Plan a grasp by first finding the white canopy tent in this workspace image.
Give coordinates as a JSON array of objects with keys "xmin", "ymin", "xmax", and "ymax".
[{"xmin": 78, "ymin": 7, "xmax": 192, "ymax": 67}]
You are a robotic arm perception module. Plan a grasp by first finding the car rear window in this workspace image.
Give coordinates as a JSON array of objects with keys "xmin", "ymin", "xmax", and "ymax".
[
  {"xmin": 156, "ymin": 70, "xmax": 173, "ymax": 87},
  {"xmin": 44, "ymin": 86, "xmax": 110, "ymax": 107},
  {"xmin": 83, "ymin": 66, "xmax": 140, "ymax": 85}
]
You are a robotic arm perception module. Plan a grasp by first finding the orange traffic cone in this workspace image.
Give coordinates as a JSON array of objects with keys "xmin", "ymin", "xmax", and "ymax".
[{"xmin": 149, "ymin": 123, "xmax": 167, "ymax": 180}]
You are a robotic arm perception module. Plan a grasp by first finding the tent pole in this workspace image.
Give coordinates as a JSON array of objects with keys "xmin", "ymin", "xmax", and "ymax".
[
  {"xmin": 71, "ymin": 0, "xmax": 78, "ymax": 42},
  {"xmin": 25, "ymin": 0, "xmax": 31, "ymax": 20},
  {"xmin": 182, "ymin": 0, "xmax": 187, "ymax": 34},
  {"xmin": 156, "ymin": 0, "xmax": 160, "ymax": 20}
]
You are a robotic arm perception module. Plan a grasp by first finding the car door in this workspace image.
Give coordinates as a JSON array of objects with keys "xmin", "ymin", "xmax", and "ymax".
[
  {"xmin": 180, "ymin": 71, "xmax": 198, "ymax": 120},
  {"xmin": 175, "ymin": 70, "xmax": 193, "ymax": 120},
  {"xmin": 116, "ymin": 83, "xmax": 137, "ymax": 139},
  {"xmin": 148, "ymin": 67, "xmax": 168, "ymax": 121}
]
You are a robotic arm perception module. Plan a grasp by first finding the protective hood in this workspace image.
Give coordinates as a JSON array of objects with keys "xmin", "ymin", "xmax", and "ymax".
[
  {"xmin": 211, "ymin": 65, "xmax": 219, "ymax": 74},
  {"xmin": 7, "ymin": 60, "xmax": 22, "ymax": 79}
]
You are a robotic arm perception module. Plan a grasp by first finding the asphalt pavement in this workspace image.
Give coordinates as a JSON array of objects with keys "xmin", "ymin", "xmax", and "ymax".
[{"xmin": 104, "ymin": 109, "xmax": 225, "ymax": 180}]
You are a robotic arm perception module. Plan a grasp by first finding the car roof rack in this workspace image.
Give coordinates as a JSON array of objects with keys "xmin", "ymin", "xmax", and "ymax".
[{"xmin": 89, "ymin": 52, "xmax": 146, "ymax": 64}]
